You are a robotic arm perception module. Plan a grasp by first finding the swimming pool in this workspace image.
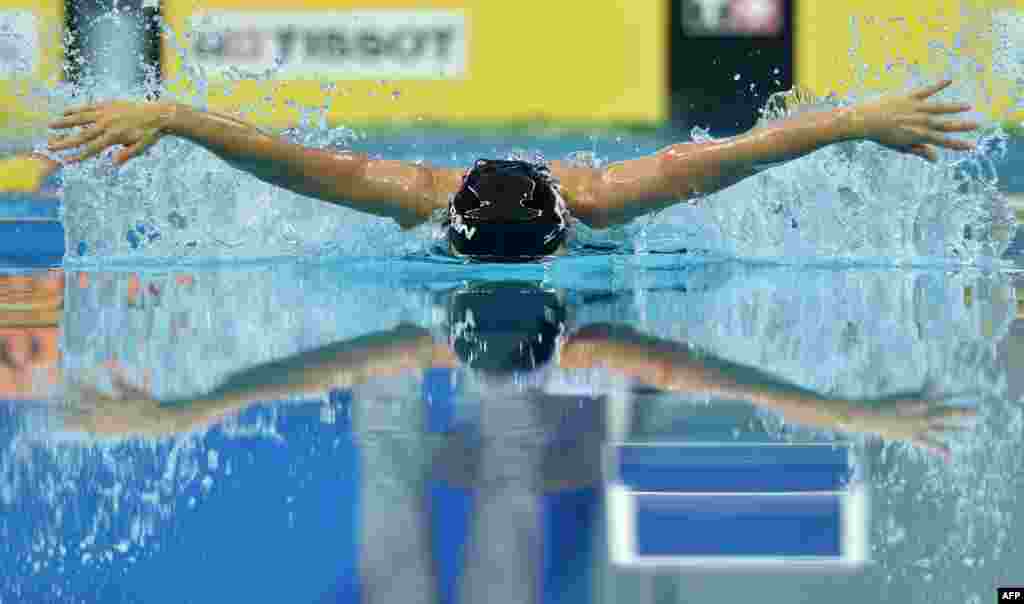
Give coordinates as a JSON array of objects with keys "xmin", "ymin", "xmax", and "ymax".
[
  {"xmin": 1, "ymin": 0, "xmax": 1022, "ymax": 597},
  {"xmin": 0, "ymin": 227, "xmax": 1021, "ymax": 603},
  {"xmin": 0, "ymin": 93, "xmax": 1022, "ymax": 604}
]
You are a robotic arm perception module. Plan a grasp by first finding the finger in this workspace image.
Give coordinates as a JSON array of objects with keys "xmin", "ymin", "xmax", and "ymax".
[
  {"xmin": 114, "ymin": 130, "xmax": 160, "ymax": 165},
  {"xmin": 928, "ymin": 425, "xmax": 975, "ymax": 437},
  {"xmin": 49, "ymin": 112, "xmax": 98, "ymax": 130},
  {"xmin": 903, "ymin": 115, "xmax": 978, "ymax": 133},
  {"xmin": 911, "ymin": 79, "xmax": 953, "ymax": 100},
  {"xmin": 901, "ymin": 144, "xmax": 937, "ymax": 162},
  {"xmin": 914, "ymin": 128, "xmax": 976, "ymax": 151},
  {"xmin": 919, "ymin": 102, "xmax": 972, "ymax": 114},
  {"xmin": 62, "ymin": 103, "xmax": 102, "ymax": 116},
  {"xmin": 115, "ymin": 363, "xmax": 154, "ymax": 399},
  {"xmin": 109, "ymin": 366, "xmax": 149, "ymax": 399},
  {"xmin": 927, "ymin": 406, "xmax": 978, "ymax": 425},
  {"xmin": 932, "ymin": 119, "xmax": 980, "ymax": 133},
  {"xmin": 73, "ymin": 383, "xmax": 111, "ymax": 407},
  {"xmin": 68, "ymin": 131, "xmax": 117, "ymax": 163},
  {"xmin": 891, "ymin": 399, "xmax": 931, "ymax": 416},
  {"xmin": 47, "ymin": 126, "xmax": 105, "ymax": 151},
  {"xmin": 915, "ymin": 436, "xmax": 952, "ymax": 461},
  {"xmin": 63, "ymin": 101, "xmax": 117, "ymax": 116},
  {"xmin": 914, "ymin": 145, "xmax": 937, "ymax": 162}
]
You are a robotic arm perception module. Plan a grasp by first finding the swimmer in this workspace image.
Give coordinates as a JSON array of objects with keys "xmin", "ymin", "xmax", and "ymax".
[{"xmin": 47, "ymin": 80, "xmax": 979, "ymax": 261}]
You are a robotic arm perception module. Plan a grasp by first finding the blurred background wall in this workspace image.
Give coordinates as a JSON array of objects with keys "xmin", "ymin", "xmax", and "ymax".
[
  {"xmin": 1, "ymin": 0, "xmax": 1022, "ymax": 143},
  {"xmin": 0, "ymin": 0, "xmax": 62, "ymax": 146}
]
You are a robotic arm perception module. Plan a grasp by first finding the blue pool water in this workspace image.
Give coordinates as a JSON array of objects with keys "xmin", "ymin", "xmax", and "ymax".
[
  {"xmin": 0, "ymin": 251, "xmax": 1019, "ymax": 604},
  {"xmin": 0, "ymin": 123, "xmax": 1023, "ymax": 604}
]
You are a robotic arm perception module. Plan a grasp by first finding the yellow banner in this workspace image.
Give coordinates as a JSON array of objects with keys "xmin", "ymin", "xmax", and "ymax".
[
  {"xmin": 0, "ymin": 0, "xmax": 62, "ymax": 137},
  {"xmin": 162, "ymin": 0, "xmax": 667, "ymax": 127},
  {"xmin": 795, "ymin": 0, "xmax": 1023, "ymax": 123}
]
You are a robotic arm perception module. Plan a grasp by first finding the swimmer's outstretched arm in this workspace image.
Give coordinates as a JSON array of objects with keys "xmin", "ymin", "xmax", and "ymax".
[
  {"xmin": 48, "ymin": 101, "xmax": 458, "ymax": 228},
  {"xmin": 559, "ymin": 323, "xmax": 974, "ymax": 457},
  {"xmin": 65, "ymin": 325, "xmax": 456, "ymax": 437},
  {"xmin": 558, "ymin": 80, "xmax": 979, "ymax": 228}
]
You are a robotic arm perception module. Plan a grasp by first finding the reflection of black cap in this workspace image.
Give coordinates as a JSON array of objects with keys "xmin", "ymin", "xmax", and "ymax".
[
  {"xmin": 447, "ymin": 159, "xmax": 568, "ymax": 262},
  {"xmin": 449, "ymin": 281, "xmax": 566, "ymax": 374}
]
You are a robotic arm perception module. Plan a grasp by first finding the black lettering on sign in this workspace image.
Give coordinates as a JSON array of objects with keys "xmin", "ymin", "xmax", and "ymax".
[
  {"xmin": 327, "ymin": 31, "xmax": 350, "ymax": 58},
  {"xmin": 276, "ymin": 28, "xmax": 297, "ymax": 63},
  {"xmin": 357, "ymin": 31, "xmax": 383, "ymax": 59},
  {"xmin": 196, "ymin": 23, "xmax": 462, "ymax": 67},
  {"xmin": 433, "ymin": 28, "xmax": 454, "ymax": 59},
  {"xmin": 193, "ymin": 31, "xmax": 224, "ymax": 59},
  {"xmin": 389, "ymin": 29, "xmax": 428, "ymax": 61},
  {"xmin": 303, "ymin": 30, "xmax": 328, "ymax": 59},
  {"xmin": 222, "ymin": 29, "xmax": 266, "ymax": 61}
]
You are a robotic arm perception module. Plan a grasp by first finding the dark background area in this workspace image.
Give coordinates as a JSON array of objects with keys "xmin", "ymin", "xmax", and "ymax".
[{"xmin": 669, "ymin": 0, "xmax": 794, "ymax": 133}]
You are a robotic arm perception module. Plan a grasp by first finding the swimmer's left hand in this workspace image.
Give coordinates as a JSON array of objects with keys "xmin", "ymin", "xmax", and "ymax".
[
  {"xmin": 842, "ymin": 79, "xmax": 980, "ymax": 162},
  {"xmin": 47, "ymin": 101, "xmax": 177, "ymax": 165}
]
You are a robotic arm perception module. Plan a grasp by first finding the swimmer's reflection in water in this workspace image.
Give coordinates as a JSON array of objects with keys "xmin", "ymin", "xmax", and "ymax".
[
  {"xmin": 56, "ymin": 281, "xmax": 978, "ymax": 601},
  {"xmin": 63, "ymin": 281, "xmax": 975, "ymax": 458},
  {"xmin": 47, "ymin": 81, "xmax": 979, "ymax": 261}
]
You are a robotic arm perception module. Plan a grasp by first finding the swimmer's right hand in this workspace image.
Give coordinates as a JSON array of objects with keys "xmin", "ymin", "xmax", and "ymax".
[
  {"xmin": 834, "ymin": 393, "xmax": 977, "ymax": 460},
  {"xmin": 48, "ymin": 101, "xmax": 178, "ymax": 165}
]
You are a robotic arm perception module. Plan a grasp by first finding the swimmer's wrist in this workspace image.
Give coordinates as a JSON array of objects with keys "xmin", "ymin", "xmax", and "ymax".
[
  {"xmin": 835, "ymin": 105, "xmax": 876, "ymax": 141},
  {"xmin": 153, "ymin": 102, "xmax": 184, "ymax": 137},
  {"xmin": 824, "ymin": 399, "xmax": 861, "ymax": 430},
  {"xmin": 835, "ymin": 106, "xmax": 870, "ymax": 141}
]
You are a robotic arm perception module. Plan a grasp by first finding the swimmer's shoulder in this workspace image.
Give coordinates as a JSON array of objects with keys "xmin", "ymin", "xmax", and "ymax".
[
  {"xmin": 429, "ymin": 165, "xmax": 465, "ymax": 202},
  {"xmin": 392, "ymin": 164, "xmax": 462, "ymax": 230}
]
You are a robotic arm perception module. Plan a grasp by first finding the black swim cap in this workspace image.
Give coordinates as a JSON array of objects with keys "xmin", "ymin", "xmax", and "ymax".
[
  {"xmin": 449, "ymin": 281, "xmax": 566, "ymax": 374},
  {"xmin": 447, "ymin": 159, "xmax": 568, "ymax": 262}
]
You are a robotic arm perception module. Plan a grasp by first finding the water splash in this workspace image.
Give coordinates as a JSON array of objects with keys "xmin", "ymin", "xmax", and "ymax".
[{"xmin": 17, "ymin": 7, "xmax": 1020, "ymax": 264}]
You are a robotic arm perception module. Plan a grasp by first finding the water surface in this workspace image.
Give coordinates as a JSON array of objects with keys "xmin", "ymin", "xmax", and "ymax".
[{"xmin": 0, "ymin": 258, "xmax": 1019, "ymax": 603}]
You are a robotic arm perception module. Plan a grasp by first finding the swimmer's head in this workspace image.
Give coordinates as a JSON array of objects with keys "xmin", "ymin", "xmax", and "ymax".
[
  {"xmin": 447, "ymin": 159, "xmax": 568, "ymax": 262},
  {"xmin": 448, "ymin": 281, "xmax": 566, "ymax": 375}
]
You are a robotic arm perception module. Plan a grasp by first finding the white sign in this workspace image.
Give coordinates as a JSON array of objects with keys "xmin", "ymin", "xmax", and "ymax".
[
  {"xmin": 681, "ymin": 0, "xmax": 782, "ymax": 36},
  {"xmin": 0, "ymin": 10, "xmax": 39, "ymax": 79},
  {"xmin": 187, "ymin": 10, "xmax": 467, "ymax": 80}
]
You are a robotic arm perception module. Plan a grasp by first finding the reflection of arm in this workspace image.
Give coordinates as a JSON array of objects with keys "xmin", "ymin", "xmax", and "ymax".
[
  {"xmin": 76, "ymin": 326, "xmax": 456, "ymax": 436},
  {"xmin": 560, "ymin": 324, "xmax": 850, "ymax": 429},
  {"xmin": 169, "ymin": 327, "xmax": 442, "ymax": 427},
  {"xmin": 559, "ymin": 324, "xmax": 975, "ymax": 457},
  {"xmin": 174, "ymin": 325, "xmax": 461, "ymax": 431}
]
